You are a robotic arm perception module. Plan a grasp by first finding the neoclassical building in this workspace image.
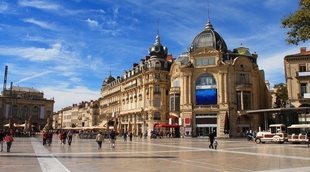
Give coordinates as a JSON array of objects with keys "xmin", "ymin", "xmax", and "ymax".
[
  {"xmin": 100, "ymin": 34, "xmax": 173, "ymax": 136},
  {"xmin": 284, "ymin": 47, "xmax": 310, "ymax": 123},
  {"xmin": 0, "ymin": 86, "xmax": 54, "ymax": 131},
  {"xmin": 169, "ymin": 21, "xmax": 271, "ymax": 137}
]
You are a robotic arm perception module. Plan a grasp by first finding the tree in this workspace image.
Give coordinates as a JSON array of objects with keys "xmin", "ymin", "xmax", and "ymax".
[
  {"xmin": 281, "ymin": 0, "xmax": 310, "ymax": 45},
  {"xmin": 274, "ymin": 83, "xmax": 288, "ymax": 108}
]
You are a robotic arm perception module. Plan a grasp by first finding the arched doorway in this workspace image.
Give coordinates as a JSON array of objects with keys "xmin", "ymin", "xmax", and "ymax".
[{"xmin": 237, "ymin": 115, "xmax": 250, "ymax": 136}]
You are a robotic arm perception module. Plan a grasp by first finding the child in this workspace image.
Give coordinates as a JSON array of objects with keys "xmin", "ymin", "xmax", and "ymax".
[{"xmin": 213, "ymin": 139, "xmax": 218, "ymax": 150}]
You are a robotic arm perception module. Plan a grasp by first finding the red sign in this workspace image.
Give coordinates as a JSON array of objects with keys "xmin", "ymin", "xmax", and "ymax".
[{"xmin": 185, "ymin": 118, "xmax": 191, "ymax": 125}]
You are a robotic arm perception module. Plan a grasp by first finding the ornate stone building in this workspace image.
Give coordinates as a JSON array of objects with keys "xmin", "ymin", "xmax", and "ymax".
[
  {"xmin": 100, "ymin": 34, "xmax": 173, "ymax": 136},
  {"xmin": 169, "ymin": 21, "xmax": 271, "ymax": 137},
  {"xmin": 284, "ymin": 47, "xmax": 310, "ymax": 123},
  {"xmin": 0, "ymin": 86, "xmax": 54, "ymax": 131}
]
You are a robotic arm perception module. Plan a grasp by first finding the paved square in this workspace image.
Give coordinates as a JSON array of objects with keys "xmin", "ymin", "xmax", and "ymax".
[{"xmin": 0, "ymin": 135, "xmax": 309, "ymax": 172}]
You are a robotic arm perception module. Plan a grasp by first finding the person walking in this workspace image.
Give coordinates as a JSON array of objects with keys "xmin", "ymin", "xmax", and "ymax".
[
  {"xmin": 95, "ymin": 132, "xmax": 104, "ymax": 150},
  {"xmin": 129, "ymin": 132, "xmax": 133, "ymax": 142},
  {"xmin": 4, "ymin": 132, "xmax": 14, "ymax": 152},
  {"xmin": 123, "ymin": 132, "xmax": 127, "ymax": 142},
  {"xmin": 47, "ymin": 131, "xmax": 53, "ymax": 146},
  {"xmin": 208, "ymin": 132, "xmax": 215, "ymax": 149},
  {"xmin": 67, "ymin": 130, "xmax": 73, "ymax": 146},
  {"xmin": 42, "ymin": 131, "xmax": 48, "ymax": 146},
  {"xmin": 110, "ymin": 130, "xmax": 116, "ymax": 149},
  {"xmin": 0, "ymin": 130, "xmax": 5, "ymax": 152}
]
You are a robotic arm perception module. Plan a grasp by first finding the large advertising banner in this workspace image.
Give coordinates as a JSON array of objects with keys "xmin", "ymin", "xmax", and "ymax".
[{"xmin": 195, "ymin": 73, "xmax": 217, "ymax": 105}]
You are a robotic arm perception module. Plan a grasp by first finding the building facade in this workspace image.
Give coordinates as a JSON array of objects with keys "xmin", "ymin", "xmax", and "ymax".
[
  {"xmin": 0, "ymin": 86, "xmax": 54, "ymax": 131},
  {"xmin": 100, "ymin": 34, "xmax": 173, "ymax": 136},
  {"xmin": 284, "ymin": 47, "xmax": 310, "ymax": 123},
  {"xmin": 53, "ymin": 100, "xmax": 100, "ymax": 129},
  {"xmin": 169, "ymin": 21, "xmax": 271, "ymax": 137}
]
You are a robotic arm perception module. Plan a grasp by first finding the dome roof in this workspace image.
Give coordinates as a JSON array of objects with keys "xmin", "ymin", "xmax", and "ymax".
[
  {"xmin": 233, "ymin": 47, "xmax": 252, "ymax": 56},
  {"xmin": 103, "ymin": 75, "xmax": 115, "ymax": 84},
  {"xmin": 148, "ymin": 34, "xmax": 168, "ymax": 58},
  {"xmin": 191, "ymin": 21, "xmax": 227, "ymax": 52}
]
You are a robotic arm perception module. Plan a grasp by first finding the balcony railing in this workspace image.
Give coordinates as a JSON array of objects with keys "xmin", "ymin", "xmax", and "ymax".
[
  {"xmin": 299, "ymin": 93, "xmax": 310, "ymax": 99},
  {"xmin": 296, "ymin": 71, "xmax": 310, "ymax": 77}
]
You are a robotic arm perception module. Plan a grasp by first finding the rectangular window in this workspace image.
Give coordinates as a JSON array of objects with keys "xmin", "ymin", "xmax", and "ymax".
[
  {"xmin": 300, "ymin": 83, "xmax": 307, "ymax": 97},
  {"xmin": 299, "ymin": 64, "xmax": 306, "ymax": 72},
  {"xmin": 195, "ymin": 57, "xmax": 216, "ymax": 67},
  {"xmin": 237, "ymin": 91, "xmax": 251, "ymax": 110},
  {"xmin": 169, "ymin": 94, "xmax": 180, "ymax": 111},
  {"xmin": 237, "ymin": 92, "xmax": 241, "ymax": 110},
  {"xmin": 154, "ymin": 112, "xmax": 161, "ymax": 120},
  {"xmin": 154, "ymin": 85, "xmax": 161, "ymax": 94},
  {"xmin": 243, "ymin": 91, "xmax": 251, "ymax": 110}
]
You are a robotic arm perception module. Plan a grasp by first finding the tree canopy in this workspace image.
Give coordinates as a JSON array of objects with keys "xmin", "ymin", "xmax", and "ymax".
[
  {"xmin": 282, "ymin": 0, "xmax": 310, "ymax": 45},
  {"xmin": 274, "ymin": 83, "xmax": 288, "ymax": 108}
]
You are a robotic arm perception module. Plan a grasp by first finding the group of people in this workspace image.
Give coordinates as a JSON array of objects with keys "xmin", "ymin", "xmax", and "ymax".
[
  {"xmin": 0, "ymin": 129, "xmax": 14, "ymax": 152},
  {"xmin": 42, "ymin": 131, "xmax": 53, "ymax": 146}
]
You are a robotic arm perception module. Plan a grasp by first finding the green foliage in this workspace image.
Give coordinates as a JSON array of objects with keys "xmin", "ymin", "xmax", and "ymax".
[
  {"xmin": 282, "ymin": 0, "xmax": 310, "ymax": 45},
  {"xmin": 274, "ymin": 83, "xmax": 288, "ymax": 108}
]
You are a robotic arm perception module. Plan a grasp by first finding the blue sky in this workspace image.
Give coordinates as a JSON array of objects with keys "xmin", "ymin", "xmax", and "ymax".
[{"xmin": 0, "ymin": 0, "xmax": 309, "ymax": 111}]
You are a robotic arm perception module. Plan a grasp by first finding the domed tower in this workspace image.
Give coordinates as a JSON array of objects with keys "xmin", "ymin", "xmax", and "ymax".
[
  {"xmin": 190, "ymin": 21, "xmax": 227, "ymax": 53},
  {"xmin": 148, "ymin": 34, "xmax": 168, "ymax": 59},
  {"xmin": 102, "ymin": 74, "xmax": 115, "ymax": 87}
]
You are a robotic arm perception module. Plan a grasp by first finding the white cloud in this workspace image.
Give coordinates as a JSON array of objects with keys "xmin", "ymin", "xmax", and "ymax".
[
  {"xmin": 24, "ymin": 18, "xmax": 58, "ymax": 30},
  {"xmin": 86, "ymin": 18, "xmax": 99, "ymax": 28},
  {"xmin": 41, "ymin": 85, "xmax": 100, "ymax": 111},
  {"xmin": 18, "ymin": 0, "xmax": 60, "ymax": 10},
  {"xmin": 0, "ymin": 43, "xmax": 62, "ymax": 61},
  {"xmin": 258, "ymin": 48, "xmax": 301, "ymax": 85},
  {"xmin": 15, "ymin": 70, "xmax": 53, "ymax": 84},
  {"xmin": 0, "ymin": 1, "xmax": 8, "ymax": 13}
]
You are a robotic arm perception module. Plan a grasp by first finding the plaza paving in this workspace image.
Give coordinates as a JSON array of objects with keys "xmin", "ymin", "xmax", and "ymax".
[{"xmin": 0, "ymin": 135, "xmax": 310, "ymax": 172}]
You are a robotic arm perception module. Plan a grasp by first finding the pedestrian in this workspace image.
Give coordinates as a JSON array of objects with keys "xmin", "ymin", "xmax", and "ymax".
[
  {"xmin": 123, "ymin": 132, "xmax": 127, "ymax": 142},
  {"xmin": 67, "ymin": 130, "xmax": 73, "ymax": 146},
  {"xmin": 0, "ymin": 130, "xmax": 5, "ymax": 152},
  {"xmin": 4, "ymin": 132, "xmax": 14, "ymax": 152},
  {"xmin": 213, "ymin": 139, "xmax": 218, "ymax": 150},
  {"xmin": 43, "ymin": 131, "xmax": 48, "ymax": 146},
  {"xmin": 208, "ymin": 132, "xmax": 215, "ymax": 149},
  {"xmin": 110, "ymin": 130, "xmax": 116, "ymax": 149},
  {"xmin": 307, "ymin": 131, "xmax": 310, "ymax": 148},
  {"xmin": 95, "ymin": 132, "xmax": 104, "ymax": 150},
  {"xmin": 129, "ymin": 132, "xmax": 133, "ymax": 142},
  {"xmin": 47, "ymin": 131, "xmax": 53, "ymax": 146}
]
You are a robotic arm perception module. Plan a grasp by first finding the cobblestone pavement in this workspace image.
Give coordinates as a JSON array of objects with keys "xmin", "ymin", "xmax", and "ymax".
[{"xmin": 0, "ymin": 135, "xmax": 309, "ymax": 172}]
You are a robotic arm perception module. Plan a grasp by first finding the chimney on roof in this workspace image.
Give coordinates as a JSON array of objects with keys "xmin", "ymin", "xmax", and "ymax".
[{"xmin": 300, "ymin": 47, "xmax": 307, "ymax": 54}]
